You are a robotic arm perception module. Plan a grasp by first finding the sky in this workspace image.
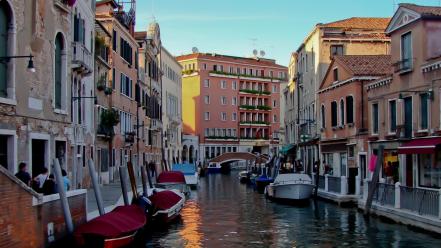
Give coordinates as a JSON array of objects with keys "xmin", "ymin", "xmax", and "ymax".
[{"xmin": 135, "ymin": 0, "xmax": 441, "ymax": 66}]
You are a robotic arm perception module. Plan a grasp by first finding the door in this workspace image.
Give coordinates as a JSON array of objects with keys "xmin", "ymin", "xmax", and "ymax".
[
  {"xmin": 348, "ymin": 168, "xmax": 357, "ymax": 194},
  {"xmin": 404, "ymin": 97, "xmax": 413, "ymax": 138},
  {"xmin": 359, "ymin": 154, "xmax": 367, "ymax": 185},
  {"xmin": 32, "ymin": 139, "xmax": 46, "ymax": 178},
  {"xmin": 340, "ymin": 153, "xmax": 347, "ymax": 177}
]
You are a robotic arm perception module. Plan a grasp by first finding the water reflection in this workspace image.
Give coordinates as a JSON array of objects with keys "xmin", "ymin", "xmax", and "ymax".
[{"xmin": 146, "ymin": 173, "xmax": 441, "ymax": 248}]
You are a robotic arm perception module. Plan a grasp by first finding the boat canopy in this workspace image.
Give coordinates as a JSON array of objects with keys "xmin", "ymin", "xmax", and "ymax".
[
  {"xmin": 274, "ymin": 174, "xmax": 312, "ymax": 184},
  {"xmin": 172, "ymin": 164, "xmax": 197, "ymax": 175},
  {"xmin": 157, "ymin": 171, "xmax": 186, "ymax": 183},
  {"xmin": 74, "ymin": 205, "xmax": 146, "ymax": 240},
  {"xmin": 149, "ymin": 190, "xmax": 183, "ymax": 210}
]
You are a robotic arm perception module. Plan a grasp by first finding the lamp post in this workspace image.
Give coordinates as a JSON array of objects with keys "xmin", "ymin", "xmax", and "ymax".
[{"xmin": 0, "ymin": 54, "xmax": 36, "ymax": 73}]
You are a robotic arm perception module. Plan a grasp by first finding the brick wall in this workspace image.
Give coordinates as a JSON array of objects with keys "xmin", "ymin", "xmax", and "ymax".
[{"xmin": 0, "ymin": 167, "xmax": 87, "ymax": 248}]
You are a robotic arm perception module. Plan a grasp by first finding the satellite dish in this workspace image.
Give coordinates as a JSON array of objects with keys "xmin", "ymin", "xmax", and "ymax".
[
  {"xmin": 192, "ymin": 47, "xmax": 199, "ymax": 53},
  {"xmin": 253, "ymin": 49, "xmax": 258, "ymax": 56},
  {"xmin": 260, "ymin": 50, "xmax": 266, "ymax": 57}
]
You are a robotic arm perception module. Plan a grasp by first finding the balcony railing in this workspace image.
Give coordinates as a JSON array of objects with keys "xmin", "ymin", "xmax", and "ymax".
[
  {"xmin": 239, "ymin": 121, "xmax": 270, "ymax": 126},
  {"xmin": 54, "ymin": 0, "xmax": 71, "ymax": 12},
  {"xmin": 239, "ymin": 105, "xmax": 272, "ymax": 111},
  {"xmin": 393, "ymin": 58, "xmax": 413, "ymax": 74},
  {"xmin": 239, "ymin": 89, "xmax": 271, "ymax": 95},
  {"xmin": 370, "ymin": 182, "xmax": 395, "ymax": 207},
  {"xmin": 72, "ymin": 42, "xmax": 93, "ymax": 74}
]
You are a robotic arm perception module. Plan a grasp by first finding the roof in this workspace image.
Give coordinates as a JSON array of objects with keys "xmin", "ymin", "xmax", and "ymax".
[
  {"xmin": 400, "ymin": 3, "xmax": 441, "ymax": 18},
  {"xmin": 96, "ymin": 0, "xmax": 118, "ymax": 8},
  {"xmin": 334, "ymin": 55, "xmax": 392, "ymax": 76},
  {"xmin": 134, "ymin": 31, "xmax": 147, "ymax": 40},
  {"xmin": 176, "ymin": 53, "xmax": 287, "ymax": 69},
  {"xmin": 320, "ymin": 17, "xmax": 391, "ymax": 30}
]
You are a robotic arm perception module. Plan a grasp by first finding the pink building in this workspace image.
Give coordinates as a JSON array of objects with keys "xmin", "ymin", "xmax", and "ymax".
[{"xmin": 177, "ymin": 53, "xmax": 287, "ymax": 162}]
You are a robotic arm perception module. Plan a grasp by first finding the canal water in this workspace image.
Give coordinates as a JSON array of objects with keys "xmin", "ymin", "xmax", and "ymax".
[{"xmin": 145, "ymin": 173, "xmax": 441, "ymax": 247}]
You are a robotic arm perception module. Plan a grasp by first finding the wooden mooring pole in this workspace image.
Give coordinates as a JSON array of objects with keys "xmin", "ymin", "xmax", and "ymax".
[
  {"xmin": 53, "ymin": 159, "xmax": 74, "ymax": 234},
  {"xmin": 88, "ymin": 159, "xmax": 105, "ymax": 216},
  {"xmin": 364, "ymin": 145, "xmax": 384, "ymax": 215},
  {"xmin": 119, "ymin": 166, "xmax": 130, "ymax": 206}
]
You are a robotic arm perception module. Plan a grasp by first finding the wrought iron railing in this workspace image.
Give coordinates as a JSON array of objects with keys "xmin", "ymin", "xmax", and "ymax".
[
  {"xmin": 318, "ymin": 175, "xmax": 325, "ymax": 189},
  {"xmin": 372, "ymin": 182, "xmax": 395, "ymax": 207},
  {"xmin": 400, "ymin": 186, "xmax": 439, "ymax": 217},
  {"xmin": 328, "ymin": 176, "xmax": 341, "ymax": 193}
]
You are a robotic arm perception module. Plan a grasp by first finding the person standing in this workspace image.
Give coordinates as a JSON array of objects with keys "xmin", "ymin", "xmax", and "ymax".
[
  {"xmin": 62, "ymin": 169, "xmax": 70, "ymax": 191},
  {"xmin": 34, "ymin": 167, "xmax": 49, "ymax": 191},
  {"xmin": 15, "ymin": 162, "xmax": 31, "ymax": 186}
]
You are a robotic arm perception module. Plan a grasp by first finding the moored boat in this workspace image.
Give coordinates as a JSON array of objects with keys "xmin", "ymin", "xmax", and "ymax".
[
  {"xmin": 207, "ymin": 163, "xmax": 222, "ymax": 174},
  {"xmin": 74, "ymin": 205, "xmax": 146, "ymax": 248},
  {"xmin": 265, "ymin": 174, "xmax": 314, "ymax": 201},
  {"xmin": 148, "ymin": 189, "xmax": 185, "ymax": 223},
  {"xmin": 155, "ymin": 171, "xmax": 190, "ymax": 195},
  {"xmin": 238, "ymin": 170, "xmax": 249, "ymax": 183},
  {"xmin": 172, "ymin": 164, "xmax": 199, "ymax": 189},
  {"xmin": 255, "ymin": 175, "xmax": 274, "ymax": 193}
]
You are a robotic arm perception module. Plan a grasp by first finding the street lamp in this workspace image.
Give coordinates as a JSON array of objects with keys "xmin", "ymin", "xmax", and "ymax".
[{"xmin": 0, "ymin": 54, "xmax": 36, "ymax": 73}]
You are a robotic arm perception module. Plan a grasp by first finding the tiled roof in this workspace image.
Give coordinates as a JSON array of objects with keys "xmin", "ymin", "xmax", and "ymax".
[
  {"xmin": 134, "ymin": 31, "xmax": 147, "ymax": 40},
  {"xmin": 176, "ymin": 53, "xmax": 287, "ymax": 69},
  {"xmin": 322, "ymin": 32, "xmax": 390, "ymax": 40},
  {"xmin": 321, "ymin": 17, "xmax": 391, "ymax": 30},
  {"xmin": 334, "ymin": 55, "xmax": 392, "ymax": 76},
  {"xmin": 400, "ymin": 3, "xmax": 441, "ymax": 17}
]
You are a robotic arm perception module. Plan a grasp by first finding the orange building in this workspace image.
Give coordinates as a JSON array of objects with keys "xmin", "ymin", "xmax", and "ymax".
[{"xmin": 177, "ymin": 53, "xmax": 287, "ymax": 162}]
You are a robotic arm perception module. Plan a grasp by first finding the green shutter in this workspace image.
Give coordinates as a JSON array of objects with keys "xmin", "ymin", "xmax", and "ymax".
[
  {"xmin": 55, "ymin": 35, "xmax": 62, "ymax": 109},
  {"xmin": 0, "ymin": 6, "xmax": 8, "ymax": 97}
]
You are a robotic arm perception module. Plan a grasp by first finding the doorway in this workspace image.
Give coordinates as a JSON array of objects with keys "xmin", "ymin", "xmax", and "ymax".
[
  {"xmin": 359, "ymin": 154, "xmax": 367, "ymax": 185},
  {"xmin": 32, "ymin": 139, "xmax": 47, "ymax": 177},
  {"xmin": 348, "ymin": 168, "xmax": 357, "ymax": 194}
]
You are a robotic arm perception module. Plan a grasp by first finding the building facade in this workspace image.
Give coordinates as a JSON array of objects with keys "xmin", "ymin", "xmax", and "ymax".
[
  {"xmin": 160, "ymin": 47, "xmax": 182, "ymax": 166},
  {"xmin": 177, "ymin": 53, "xmax": 287, "ymax": 163},
  {"xmin": 286, "ymin": 17, "xmax": 391, "ymax": 173}
]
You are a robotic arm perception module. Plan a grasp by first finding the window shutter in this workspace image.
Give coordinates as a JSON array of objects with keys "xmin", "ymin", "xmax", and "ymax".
[{"xmin": 0, "ymin": 7, "xmax": 8, "ymax": 97}]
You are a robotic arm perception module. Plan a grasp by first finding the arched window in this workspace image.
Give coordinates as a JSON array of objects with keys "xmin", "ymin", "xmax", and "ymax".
[
  {"xmin": 0, "ymin": 2, "xmax": 11, "ymax": 98},
  {"xmin": 321, "ymin": 105, "xmax": 326, "ymax": 129},
  {"xmin": 54, "ymin": 33, "xmax": 65, "ymax": 110},
  {"xmin": 340, "ymin": 99, "xmax": 345, "ymax": 126},
  {"xmin": 346, "ymin": 96, "xmax": 354, "ymax": 124}
]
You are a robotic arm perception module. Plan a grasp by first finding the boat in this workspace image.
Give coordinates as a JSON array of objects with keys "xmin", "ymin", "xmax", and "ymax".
[
  {"xmin": 255, "ymin": 174, "xmax": 274, "ymax": 193},
  {"xmin": 265, "ymin": 173, "xmax": 314, "ymax": 201},
  {"xmin": 148, "ymin": 189, "xmax": 185, "ymax": 223},
  {"xmin": 207, "ymin": 163, "xmax": 222, "ymax": 173},
  {"xmin": 238, "ymin": 170, "xmax": 249, "ymax": 183},
  {"xmin": 172, "ymin": 163, "xmax": 199, "ymax": 189},
  {"xmin": 155, "ymin": 171, "xmax": 190, "ymax": 195},
  {"xmin": 74, "ymin": 205, "xmax": 146, "ymax": 248}
]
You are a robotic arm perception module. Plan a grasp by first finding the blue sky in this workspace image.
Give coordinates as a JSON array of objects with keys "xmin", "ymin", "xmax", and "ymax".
[{"xmin": 135, "ymin": 0, "xmax": 440, "ymax": 66}]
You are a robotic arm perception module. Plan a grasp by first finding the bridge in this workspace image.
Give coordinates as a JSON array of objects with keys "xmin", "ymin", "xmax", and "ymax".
[{"xmin": 208, "ymin": 152, "xmax": 269, "ymax": 170}]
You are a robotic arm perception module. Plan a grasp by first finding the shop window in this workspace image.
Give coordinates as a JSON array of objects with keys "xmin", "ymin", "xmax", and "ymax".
[{"xmin": 419, "ymin": 153, "xmax": 440, "ymax": 188}]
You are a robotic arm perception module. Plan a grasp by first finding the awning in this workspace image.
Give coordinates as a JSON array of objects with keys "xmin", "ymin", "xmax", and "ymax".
[
  {"xmin": 280, "ymin": 144, "xmax": 295, "ymax": 155},
  {"xmin": 397, "ymin": 137, "xmax": 441, "ymax": 154}
]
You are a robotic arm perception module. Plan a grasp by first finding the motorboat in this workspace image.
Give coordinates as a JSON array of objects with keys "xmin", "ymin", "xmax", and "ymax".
[
  {"xmin": 155, "ymin": 171, "xmax": 190, "ymax": 195},
  {"xmin": 148, "ymin": 189, "xmax": 185, "ymax": 224},
  {"xmin": 265, "ymin": 173, "xmax": 314, "ymax": 201},
  {"xmin": 238, "ymin": 170, "xmax": 250, "ymax": 183},
  {"xmin": 172, "ymin": 164, "xmax": 199, "ymax": 189},
  {"xmin": 255, "ymin": 175, "xmax": 274, "ymax": 193},
  {"xmin": 207, "ymin": 163, "xmax": 222, "ymax": 173},
  {"xmin": 74, "ymin": 205, "xmax": 146, "ymax": 248}
]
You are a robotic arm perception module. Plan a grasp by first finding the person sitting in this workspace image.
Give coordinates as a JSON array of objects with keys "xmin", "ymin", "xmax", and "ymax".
[
  {"xmin": 15, "ymin": 162, "xmax": 31, "ymax": 186},
  {"xmin": 62, "ymin": 169, "xmax": 70, "ymax": 191},
  {"xmin": 33, "ymin": 167, "xmax": 49, "ymax": 193}
]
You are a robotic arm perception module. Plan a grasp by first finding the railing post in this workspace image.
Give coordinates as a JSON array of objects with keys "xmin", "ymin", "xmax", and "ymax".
[
  {"xmin": 355, "ymin": 175, "xmax": 361, "ymax": 196},
  {"xmin": 395, "ymin": 182, "xmax": 401, "ymax": 209},
  {"xmin": 438, "ymin": 188, "xmax": 441, "ymax": 219},
  {"xmin": 341, "ymin": 176, "xmax": 348, "ymax": 195},
  {"xmin": 325, "ymin": 174, "xmax": 329, "ymax": 192},
  {"xmin": 363, "ymin": 179, "xmax": 369, "ymax": 201}
]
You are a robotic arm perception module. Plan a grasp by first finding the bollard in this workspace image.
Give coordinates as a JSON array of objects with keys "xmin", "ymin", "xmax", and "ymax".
[
  {"xmin": 119, "ymin": 166, "xmax": 130, "ymax": 206},
  {"xmin": 53, "ymin": 159, "xmax": 74, "ymax": 234},
  {"xmin": 355, "ymin": 175, "xmax": 361, "ymax": 196},
  {"xmin": 395, "ymin": 182, "xmax": 401, "ymax": 209},
  {"xmin": 88, "ymin": 159, "xmax": 105, "ymax": 216},
  {"xmin": 341, "ymin": 176, "xmax": 348, "ymax": 195}
]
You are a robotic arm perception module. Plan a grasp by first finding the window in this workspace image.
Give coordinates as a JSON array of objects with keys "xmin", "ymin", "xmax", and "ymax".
[
  {"xmin": 269, "ymin": 71, "xmax": 273, "ymax": 78},
  {"xmin": 232, "ymin": 112, "xmax": 237, "ymax": 121},
  {"xmin": 372, "ymin": 103, "xmax": 379, "ymax": 134},
  {"xmin": 204, "ymin": 95, "xmax": 210, "ymax": 104},
  {"xmin": 204, "ymin": 79, "xmax": 210, "ymax": 88},
  {"xmin": 220, "ymin": 80, "xmax": 227, "ymax": 89},
  {"xmin": 221, "ymin": 112, "xmax": 227, "ymax": 121},
  {"xmin": 321, "ymin": 105, "xmax": 326, "ymax": 128},
  {"xmin": 418, "ymin": 152, "xmax": 441, "ymax": 188},
  {"xmin": 120, "ymin": 73, "xmax": 132, "ymax": 97},
  {"xmin": 340, "ymin": 99, "xmax": 344, "ymax": 126},
  {"xmin": 232, "ymin": 81, "xmax": 237, "ymax": 90},
  {"xmin": 331, "ymin": 101, "xmax": 338, "ymax": 127},
  {"xmin": 273, "ymin": 100, "xmax": 277, "ymax": 108},
  {"xmin": 232, "ymin": 97, "xmax": 237, "ymax": 106},
  {"xmin": 204, "ymin": 112, "xmax": 210, "ymax": 120},
  {"xmin": 420, "ymin": 93, "xmax": 429, "ymax": 130},
  {"xmin": 346, "ymin": 96, "xmax": 354, "ymax": 124},
  {"xmin": 203, "ymin": 63, "xmax": 207, "ymax": 70},
  {"xmin": 330, "ymin": 45, "xmax": 343, "ymax": 57},
  {"xmin": 54, "ymin": 33, "xmax": 64, "ymax": 109},
  {"xmin": 221, "ymin": 96, "xmax": 227, "ymax": 105},
  {"xmin": 272, "ymin": 85, "xmax": 277, "ymax": 93},
  {"xmin": 204, "ymin": 128, "xmax": 209, "ymax": 136},
  {"xmin": 112, "ymin": 29, "xmax": 117, "ymax": 51},
  {"xmin": 389, "ymin": 100, "xmax": 397, "ymax": 133},
  {"xmin": 229, "ymin": 67, "xmax": 233, "ymax": 74},
  {"xmin": 333, "ymin": 68, "xmax": 338, "ymax": 82},
  {"xmin": 112, "ymin": 68, "xmax": 116, "ymax": 89},
  {"xmin": 273, "ymin": 114, "xmax": 278, "ymax": 123},
  {"xmin": 401, "ymin": 32, "xmax": 412, "ymax": 70},
  {"xmin": 0, "ymin": 2, "xmax": 9, "ymax": 98},
  {"xmin": 119, "ymin": 37, "xmax": 132, "ymax": 65}
]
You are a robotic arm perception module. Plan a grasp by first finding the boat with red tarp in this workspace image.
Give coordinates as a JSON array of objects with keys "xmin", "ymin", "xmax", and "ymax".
[
  {"xmin": 74, "ymin": 205, "xmax": 146, "ymax": 248},
  {"xmin": 149, "ymin": 189, "xmax": 185, "ymax": 223},
  {"xmin": 155, "ymin": 171, "xmax": 190, "ymax": 195}
]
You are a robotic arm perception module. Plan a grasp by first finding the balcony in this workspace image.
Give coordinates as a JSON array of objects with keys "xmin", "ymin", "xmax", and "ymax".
[
  {"xmin": 72, "ymin": 42, "xmax": 93, "ymax": 75},
  {"xmin": 393, "ymin": 58, "xmax": 413, "ymax": 74},
  {"xmin": 239, "ymin": 89, "xmax": 271, "ymax": 96},
  {"xmin": 205, "ymin": 136, "xmax": 238, "ymax": 141},
  {"xmin": 239, "ymin": 105, "xmax": 272, "ymax": 111},
  {"xmin": 151, "ymin": 119, "xmax": 162, "ymax": 130},
  {"xmin": 138, "ymin": 68, "xmax": 146, "ymax": 84},
  {"xmin": 95, "ymin": 43, "xmax": 110, "ymax": 69},
  {"xmin": 54, "ymin": 0, "xmax": 71, "ymax": 13},
  {"xmin": 97, "ymin": 124, "xmax": 114, "ymax": 139},
  {"xmin": 239, "ymin": 121, "xmax": 270, "ymax": 126}
]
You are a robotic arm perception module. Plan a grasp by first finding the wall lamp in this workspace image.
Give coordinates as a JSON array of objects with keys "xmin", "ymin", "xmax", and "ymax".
[
  {"xmin": 398, "ymin": 88, "xmax": 433, "ymax": 101},
  {"xmin": 0, "ymin": 54, "xmax": 35, "ymax": 73}
]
